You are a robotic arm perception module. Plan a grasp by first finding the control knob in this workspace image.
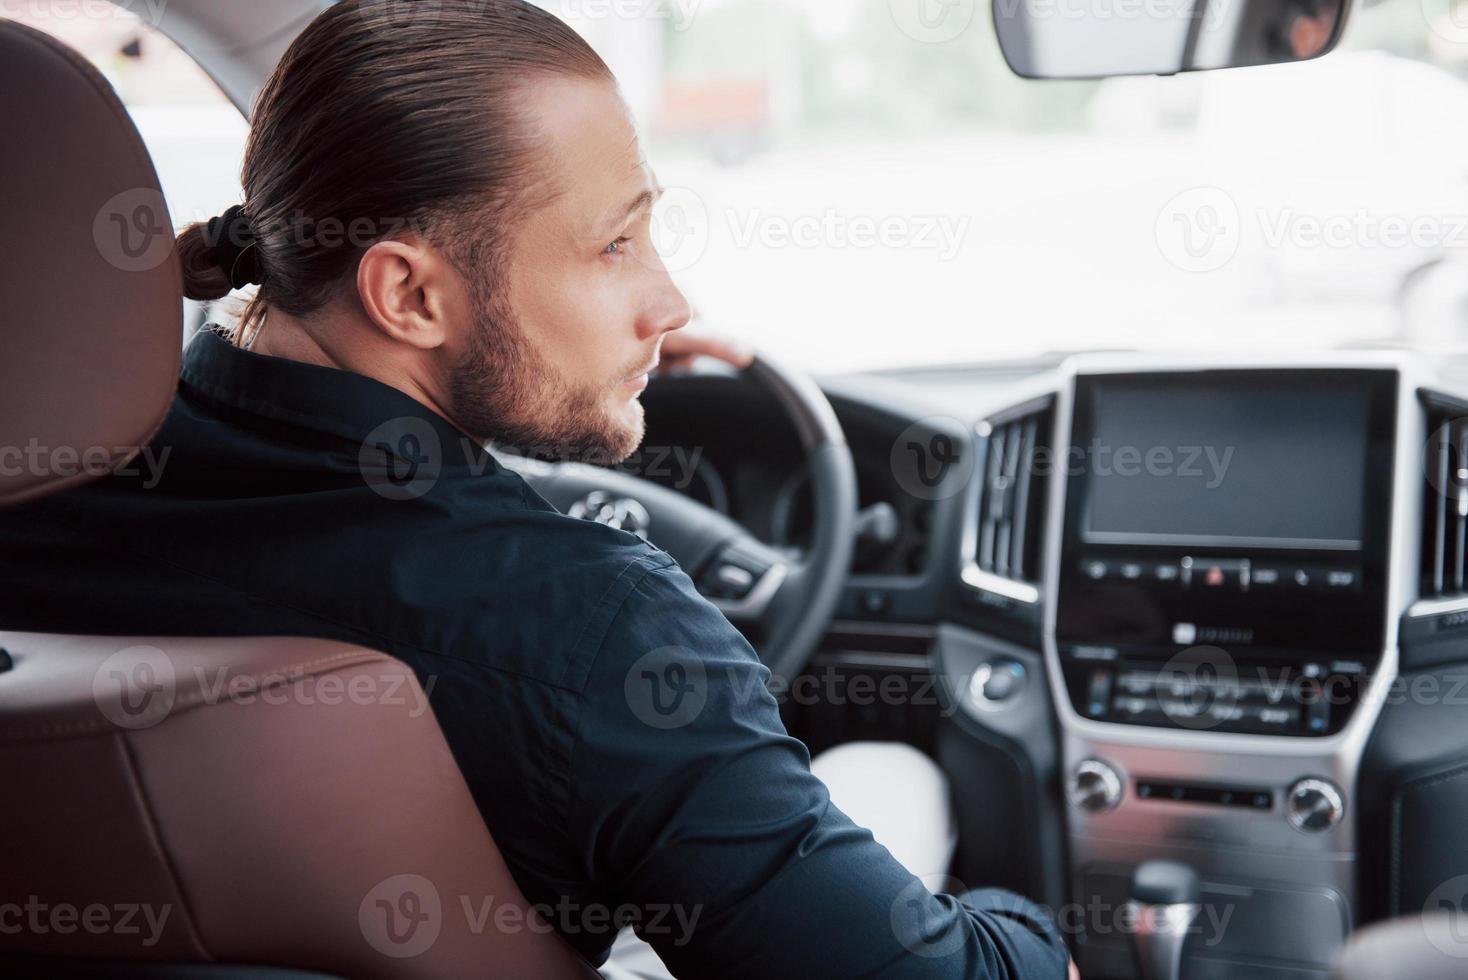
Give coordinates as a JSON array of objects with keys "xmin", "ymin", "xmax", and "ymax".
[
  {"xmin": 1287, "ymin": 777, "xmax": 1344, "ymax": 833},
  {"xmin": 1068, "ymin": 759, "xmax": 1123, "ymax": 813}
]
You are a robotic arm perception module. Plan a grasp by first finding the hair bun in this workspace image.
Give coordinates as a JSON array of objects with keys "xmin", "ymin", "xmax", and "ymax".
[{"xmin": 204, "ymin": 204, "xmax": 265, "ymax": 289}]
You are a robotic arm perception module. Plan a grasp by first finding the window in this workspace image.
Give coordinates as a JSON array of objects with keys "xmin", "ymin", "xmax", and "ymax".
[{"xmin": 549, "ymin": 0, "xmax": 1468, "ymax": 369}]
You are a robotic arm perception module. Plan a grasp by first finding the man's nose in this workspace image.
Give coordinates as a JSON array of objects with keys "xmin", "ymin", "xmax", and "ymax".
[{"xmin": 641, "ymin": 273, "xmax": 692, "ymax": 341}]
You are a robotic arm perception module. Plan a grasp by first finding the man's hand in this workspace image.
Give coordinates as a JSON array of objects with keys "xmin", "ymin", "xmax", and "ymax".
[
  {"xmin": 657, "ymin": 328, "xmax": 753, "ymax": 374},
  {"xmin": 1069, "ymin": 956, "xmax": 1081, "ymax": 980}
]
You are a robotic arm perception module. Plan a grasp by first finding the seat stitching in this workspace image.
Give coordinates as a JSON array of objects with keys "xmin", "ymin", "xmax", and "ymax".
[
  {"xmin": 0, "ymin": 649, "xmax": 394, "ymax": 741},
  {"xmin": 112, "ymin": 731, "xmax": 214, "ymax": 960}
]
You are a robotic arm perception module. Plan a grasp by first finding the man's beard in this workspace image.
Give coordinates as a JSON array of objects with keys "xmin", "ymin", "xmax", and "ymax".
[{"xmin": 448, "ymin": 297, "xmax": 645, "ymax": 466}]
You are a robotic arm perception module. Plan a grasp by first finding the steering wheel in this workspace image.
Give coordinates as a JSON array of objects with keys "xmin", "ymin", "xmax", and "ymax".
[{"xmin": 518, "ymin": 355, "xmax": 857, "ymax": 681}]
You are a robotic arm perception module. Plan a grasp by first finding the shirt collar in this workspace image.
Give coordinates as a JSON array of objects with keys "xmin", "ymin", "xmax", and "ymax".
[{"xmin": 180, "ymin": 327, "xmax": 488, "ymax": 469}]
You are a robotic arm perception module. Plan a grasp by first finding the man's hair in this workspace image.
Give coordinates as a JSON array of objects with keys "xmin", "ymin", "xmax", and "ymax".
[{"xmin": 175, "ymin": 0, "xmax": 612, "ymax": 317}]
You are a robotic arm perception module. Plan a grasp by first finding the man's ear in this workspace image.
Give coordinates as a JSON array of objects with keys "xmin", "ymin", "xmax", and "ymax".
[{"xmin": 356, "ymin": 238, "xmax": 464, "ymax": 350}]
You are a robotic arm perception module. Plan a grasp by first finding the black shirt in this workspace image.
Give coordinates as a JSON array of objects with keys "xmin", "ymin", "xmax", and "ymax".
[{"xmin": 0, "ymin": 329, "xmax": 1067, "ymax": 979}]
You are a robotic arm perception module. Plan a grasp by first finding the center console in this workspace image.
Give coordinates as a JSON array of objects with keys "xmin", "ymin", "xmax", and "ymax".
[
  {"xmin": 1055, "ymin": 369, "xmax": 1397, "ymax": 739},
  {"xmin": 1041, "ymin": 359, "xmax": 1416, "ymax": 980}
]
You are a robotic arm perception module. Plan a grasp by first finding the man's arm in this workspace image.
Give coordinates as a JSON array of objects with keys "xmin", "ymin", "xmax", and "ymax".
[{"xmin": 564, "ymin": 558, "xmax": 1070, "ymax": 979}]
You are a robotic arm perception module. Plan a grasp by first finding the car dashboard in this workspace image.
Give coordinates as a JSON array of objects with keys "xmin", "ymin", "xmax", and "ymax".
[{"xmin": 635, "ymin": 350, "xmax": 1468, "ymax": 979}]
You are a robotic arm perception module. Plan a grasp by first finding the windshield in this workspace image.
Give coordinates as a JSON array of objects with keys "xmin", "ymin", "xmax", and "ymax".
[
  {"xmin": 556, "ymin": 0, "xmax": 1468, "ymax": 370},
  {"xmin": 12, "ymin": 0, "xmax": 1468, "ymax": 372}
]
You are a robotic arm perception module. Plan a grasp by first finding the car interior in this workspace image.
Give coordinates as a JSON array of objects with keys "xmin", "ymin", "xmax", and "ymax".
[{"xmin": 5, "ymin": 0, "xmax": 1468, "ymax": 978}]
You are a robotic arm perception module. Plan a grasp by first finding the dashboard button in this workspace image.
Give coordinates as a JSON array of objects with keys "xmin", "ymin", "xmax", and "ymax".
[
  {"xmin": 1307, "ymin": 695, "xmax": 1331, "ymax": 734},
  {"xmin": 1063, "ymin": 644, "xmax": 1120, "ymax": 662},
  {"xmin": 968, "ymin": 661, "xmax": 1026, "ymax": 711},
  {"xmin": 1116, "ymin": 670, "xmax": 1156, "ymax": 696},
  {"xmin": 1151, "ymin": 562, "xmax": 1184, "ymax": 587},
  {"xmin": 716, "ymin": 564, "xmax": 755, "ymax": 593},
  {"xmin": 1081, "ymin": 559, "xmax": 1110, "ymax": 581},
  {"xmin": 1192, "ymin": 558, "xmax": 1250, "ymax": 591},
  {"xmin": 1244, "ymin": 704, "xmax": 1300, "ymax": 732},
  {"xmin": 1085, "ymin": 669, "xmax": 1114, "ymax": 717},
  {"xmin": 980, "ymin": 660, "xmax": 1025, "ymax": 702},
  {"xmin": 1251, "ymin": 565, "xmax": 1284, "ymax": 588}
]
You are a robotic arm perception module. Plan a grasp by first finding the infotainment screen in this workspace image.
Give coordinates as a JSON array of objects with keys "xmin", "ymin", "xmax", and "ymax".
[
  {"xmin": 1082, "ymin": 380, "xmax": 1368, "ymax": 551},
  {"xmin": 1057, "ymin": 368, "xmax": 1396, "ymax": 661},
  {"xmin": 1054, "ymin": 368, "xmax": 1398, "ymax": 735}
]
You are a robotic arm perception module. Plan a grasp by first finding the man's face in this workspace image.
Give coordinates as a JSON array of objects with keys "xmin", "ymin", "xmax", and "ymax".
[
  {"xmin": 1288, "ymin": 6, "xmax": 1337, "ymax": 59},
  {"xmin": 449, "ymin": 76, "xmax": 690, "ymax": 463}
]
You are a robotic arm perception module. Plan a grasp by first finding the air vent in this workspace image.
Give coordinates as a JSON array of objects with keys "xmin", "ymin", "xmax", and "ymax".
[
  {"xmin": 963, "ymin": 397, "xmax": 1054, "ymax": 605},
  {"xmin": 1421, "ymin": 392, "xmax": 1468, "ymax": 599},
  {"xmin": 1403, "ymin": 391, "xmax": 1468, "ymax": 671}
]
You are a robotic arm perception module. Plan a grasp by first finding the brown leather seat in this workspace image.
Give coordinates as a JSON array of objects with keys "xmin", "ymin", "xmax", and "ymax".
[{"xmin": 0, "ymin": 19, "xmax": 595, "ymax": 980}]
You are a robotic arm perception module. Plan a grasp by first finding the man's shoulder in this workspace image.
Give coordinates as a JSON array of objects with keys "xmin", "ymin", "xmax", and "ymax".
[
  {"xmin": 444, "ymin": 498, "xmax": 754, "ymax": 697},
  {"xmin": 396, "ymin": 491, "xmax": 701, "ymax": 687}
]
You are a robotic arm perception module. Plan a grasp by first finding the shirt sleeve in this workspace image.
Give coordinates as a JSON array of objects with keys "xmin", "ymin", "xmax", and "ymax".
[{"xmin": 564, "ymin": 560, "xmax": 1069, "ymax": 980}]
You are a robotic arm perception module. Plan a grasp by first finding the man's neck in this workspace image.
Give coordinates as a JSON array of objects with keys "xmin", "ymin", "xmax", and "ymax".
[
  {"xmin": 247, "ymin": 310, "xmax": 469, "ymax": 438},
  {"xmin": 248, "ymin": 312, "xmax": 336, "ymax": 369}
]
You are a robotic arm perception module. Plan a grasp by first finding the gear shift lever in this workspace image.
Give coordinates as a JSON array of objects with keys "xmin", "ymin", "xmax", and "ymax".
[{"xmin": 1124, "ymin": 860, "xmax": 1201, "ymax": 980}]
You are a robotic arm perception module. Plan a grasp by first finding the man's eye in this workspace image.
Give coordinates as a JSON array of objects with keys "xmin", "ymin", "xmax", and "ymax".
[{"xmin": 603, "ymin": 236, "xmax": 631, "ymax": 255}]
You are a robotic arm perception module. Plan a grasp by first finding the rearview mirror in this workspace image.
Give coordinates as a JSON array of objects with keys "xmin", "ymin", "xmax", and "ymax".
[{"xmin": 993, "ymin": 0, "xmax": 1349, "ymax": 79}]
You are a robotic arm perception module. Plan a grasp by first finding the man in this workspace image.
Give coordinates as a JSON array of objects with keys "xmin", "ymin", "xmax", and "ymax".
[{"xmin": 0, "ymin": 1, "xmax": 1073, "ymax": 976}]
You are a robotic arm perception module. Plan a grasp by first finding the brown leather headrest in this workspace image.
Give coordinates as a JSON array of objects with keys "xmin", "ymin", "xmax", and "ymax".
[{"xmin": 0, "ymin": 20, "xmax": 182, "ymax": 507}]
